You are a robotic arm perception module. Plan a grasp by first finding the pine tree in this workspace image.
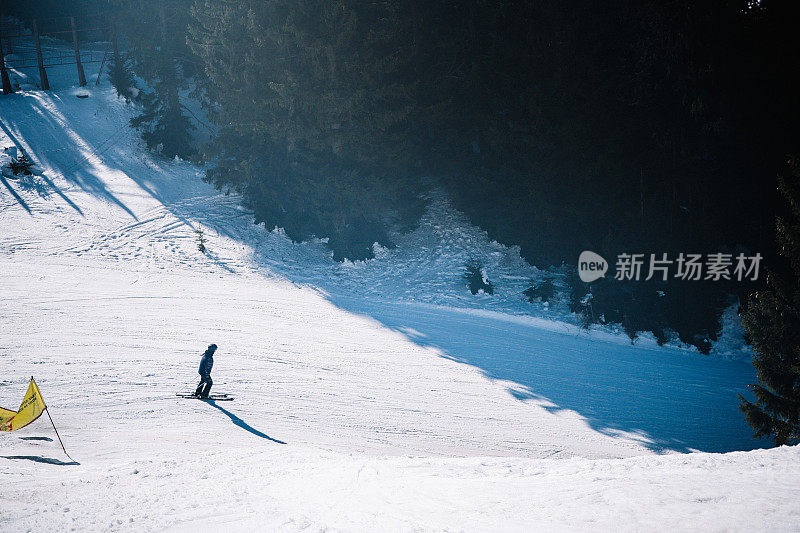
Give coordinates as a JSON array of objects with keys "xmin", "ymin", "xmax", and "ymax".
[
  {"xmin": 110, "ymin": 0, "xmax": 196, "ymax": 159},
  {"xmin": 108, "ymin": 48, "xmax": 137, "ymax": 102},
  {"xmin": 129, "ymin": 80, "xmax": 195, "ymax": 158},
  {"xmin": 739, "ymin": 158, "xmax": 800, "ymax": 446}
]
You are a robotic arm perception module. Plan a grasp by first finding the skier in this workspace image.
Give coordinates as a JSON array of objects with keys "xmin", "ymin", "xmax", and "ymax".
[{"xmin": 194, "ymin": 344, "xmax": 217, "ymax": 398}]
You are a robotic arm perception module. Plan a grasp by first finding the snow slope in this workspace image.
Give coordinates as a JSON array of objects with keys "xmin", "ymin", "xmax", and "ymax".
[{"xmin": 1, "ymin": 39, "xmax": 797, "ymax": 531}]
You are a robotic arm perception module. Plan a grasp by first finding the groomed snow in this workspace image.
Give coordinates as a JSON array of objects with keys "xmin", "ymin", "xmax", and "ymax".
[{"xmin": 1, "ymin": 39, "xmax": 797, "ymax": 531}]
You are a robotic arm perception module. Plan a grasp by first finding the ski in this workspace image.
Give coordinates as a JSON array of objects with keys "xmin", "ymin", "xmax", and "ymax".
[{"xmin": 175, "ymin": 393, "xmax": 234, "ymax": 401}]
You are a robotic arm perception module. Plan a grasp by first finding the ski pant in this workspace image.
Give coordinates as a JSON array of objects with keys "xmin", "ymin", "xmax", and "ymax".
[{"xmin": 195, "ymin": 375, "xmax": 212, "ymax": 397}]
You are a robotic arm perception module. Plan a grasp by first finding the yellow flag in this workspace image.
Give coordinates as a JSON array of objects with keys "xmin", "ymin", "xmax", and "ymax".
[
  {"xmin": 0, "ymin": 378, "xmax": 46, "ymax": 432},
  {"xmin": 0, "ymin": 406, "xmax": 16, "ymax": 425}
]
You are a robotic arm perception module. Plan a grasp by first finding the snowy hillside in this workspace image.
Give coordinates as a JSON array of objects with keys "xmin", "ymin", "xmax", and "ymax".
[{"xmin": 1, "ymin": 39, "xmax": 798, "ymax": 531}]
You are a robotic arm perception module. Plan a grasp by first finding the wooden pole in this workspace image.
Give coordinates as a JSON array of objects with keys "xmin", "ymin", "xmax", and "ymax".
[
  {"xmin": 159, "ymin": 5, "xmax": 168, "ymax": 45},
  {"xmin": 97, "ymin": 18, "xmax": 116, "ymax": 86},
  {"xmin": 32, "ymin": 20, "xmax": 49, "ymax": 90},
  {"xmin": 0, "ymin": 21, "xmax": 12, "ymax": 94},
  {"xmin": 0, "ymin": 0, "xmax": 11, "ymax": 54},
  {"xmin": 0, "ymin": 0, "xmax": 8, "ymax": 54},
  {"xmin": 71, "ymin": 17, "xmax": 86, "ymax": 87},
  {"xmin": 112, "ymin": 20, "xmax": 119, "ymax": 58},
  {"xmin": 95, "ymin": 38, "xmax": 111, "ymax": 86}
]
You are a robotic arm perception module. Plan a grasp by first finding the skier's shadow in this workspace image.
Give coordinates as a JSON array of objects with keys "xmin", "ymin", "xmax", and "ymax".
[{"xmin": 207, "ymin": 400, "xmax": 285, "ymax": 444}]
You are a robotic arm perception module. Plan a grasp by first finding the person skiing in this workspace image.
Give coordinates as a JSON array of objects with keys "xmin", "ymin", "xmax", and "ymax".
[{"xmin": 194, "ymin": 344, "xmax": 217, "ymax": 398}]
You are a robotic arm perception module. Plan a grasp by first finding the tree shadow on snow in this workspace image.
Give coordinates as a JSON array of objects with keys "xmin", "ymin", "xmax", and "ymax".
[
  {"xmin": 0, "ymin": 93, "xmax": 133, "ymax": 219},
  {"xmin": 3, "ymin": 455, "xmax": 79, "ymax": 466},
  {"xmin": 0, "ymin": 175, "xmax": 32, "ymax": 214},
  {"xmin": 206, "ymin": 400, "xmax": 286, "ymax": 444},
  {"xmin": 320, "ymin": 294, "xmax": 764, "ymax": 454}
]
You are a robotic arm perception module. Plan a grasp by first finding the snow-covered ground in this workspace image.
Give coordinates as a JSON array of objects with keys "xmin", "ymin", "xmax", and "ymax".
[{"xmin": 1, "ymin": 38, "xmax": 798, "ymax": 531}]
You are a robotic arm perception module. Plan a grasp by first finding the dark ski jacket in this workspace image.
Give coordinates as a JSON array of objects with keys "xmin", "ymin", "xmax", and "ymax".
[{"xmin": 199, "ymin": 352, "xmax": 214, "ymax": 377}]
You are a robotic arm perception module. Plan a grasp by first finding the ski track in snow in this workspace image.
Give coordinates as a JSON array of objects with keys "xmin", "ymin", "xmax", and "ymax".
[{"xmin": 0, "ymin": 40, "xmax": 797, "ymax": 532}]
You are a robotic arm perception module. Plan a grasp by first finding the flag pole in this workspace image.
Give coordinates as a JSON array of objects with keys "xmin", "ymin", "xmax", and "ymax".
[
  {"xmin": 45, "ymin": 407, "xmax": 72, "ymax": 460},
  {"xmin": 32, "ymin": 376, "xmax": 74, "ymax": 461}
]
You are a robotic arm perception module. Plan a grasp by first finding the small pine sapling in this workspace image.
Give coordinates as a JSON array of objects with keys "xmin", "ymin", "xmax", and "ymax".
[
  {"xmin": 463, "ymin": 259, "xmax": 494, "ymax": 295},
  {"xmin": 195, "ymin": 227, "xmax": 207, "ymax": 253},
  {"xmin": 8, "ymin": 153, "xmax": 34, "ymax": 176},
  {"xmin": 524, "ymin": 278, "xmax": 555, "ymax": 303}
]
